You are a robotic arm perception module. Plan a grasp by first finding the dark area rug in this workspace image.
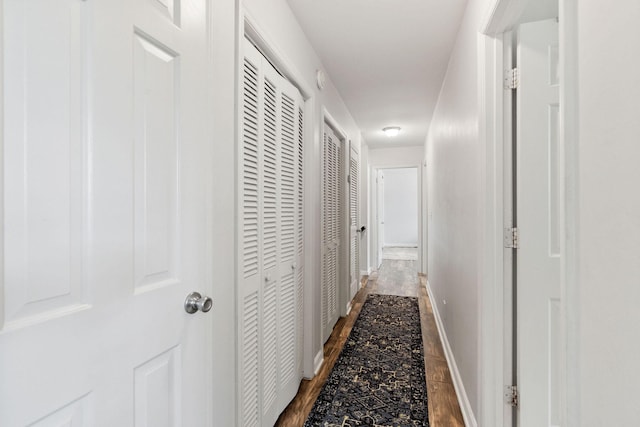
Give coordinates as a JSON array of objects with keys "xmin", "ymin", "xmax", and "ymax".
[{"xmin": 304, "ymin": 293, "xmax": 429, "ymax": 426}]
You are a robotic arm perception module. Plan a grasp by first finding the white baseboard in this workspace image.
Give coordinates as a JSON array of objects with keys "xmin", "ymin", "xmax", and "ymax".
[
  {"xmin": 426, "ymin": 280, "xmax": 478, "ymax": 427},
  {"xmin": 313, "ymin": 349, "xmax": 324, "ymax": 376},
  {"xmin": 383, "ymin": 243, "xmax": 418, "ymax": 248}
]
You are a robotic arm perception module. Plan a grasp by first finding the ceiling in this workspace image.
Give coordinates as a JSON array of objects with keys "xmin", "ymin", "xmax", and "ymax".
[{"xmin": 286, "ymin": 0, "xmax": 469, "ymax": 149}]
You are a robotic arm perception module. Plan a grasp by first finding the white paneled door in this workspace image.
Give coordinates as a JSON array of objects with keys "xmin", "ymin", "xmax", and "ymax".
[
  {"xmin": 516, "ymin": 19, "xmax": 562, "ymax": 427},
  {"xmin": 321, "ymin": 124, "xmax": 342, "ymax": 342},
  {"xmin": 1, "ymin": 0, "xmax": 214, "ymax": 425},
  {"xmin": 238, "ymin": 38, "xmax": 305, "ymax": 427}
]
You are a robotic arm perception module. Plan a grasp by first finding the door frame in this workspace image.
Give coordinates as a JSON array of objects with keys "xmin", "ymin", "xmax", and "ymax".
[
  {"xmin": 370, "ymin": 164, "xmax": 424, "ymax": 274},
  {"xmin": 239, "ymin": 9, "xmax": 318, "ymax": 380},
  {"xmin": 478, "ymin": 1, "xmax": 579, "ymax": 426}
]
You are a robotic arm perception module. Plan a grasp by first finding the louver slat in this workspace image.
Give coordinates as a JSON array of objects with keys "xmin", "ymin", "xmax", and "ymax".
[
  {"xmin": 262, "ymin": 78, "xmax": 278, "ymax": 271},
  {"xmin": 242, "ymin": 58, "xmax": 260, "ymax": 279},
  {"xmin": 280, "ymin": 272, "xmax": 296, "ymax": 385},
  {"xmin": 242, "ymin": 292, "xmax": 259, "ymax": 427},
  {"xmin": 280, "ymin": 95, "xmax": 296, "ymax": 262},
  {"xmin": 262, "ymin": 282, "xmax": 278, "ymax": 411}
]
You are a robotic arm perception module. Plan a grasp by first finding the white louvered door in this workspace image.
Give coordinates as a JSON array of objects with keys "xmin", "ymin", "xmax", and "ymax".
[
  {"xmin": 277, "ymin": 78, "xmax": 303, "ymax": 407},
  {"xmin": 295, "ymin": 101, "xmax": 305, "ymax": 376},
  {"xmin": 239, "ymin": 38, "xmax": 305, "ymax": 427},
  {"xmin": 239, "ymin": 39, "xmax": 262, "ymax": 427},
  {"xmin": 321, "ymin": 124, "xmax": 342, "ymax": 342},
  {"xmin": 349, "ymin": 146, "xmax": 360, "ymax": 297}
]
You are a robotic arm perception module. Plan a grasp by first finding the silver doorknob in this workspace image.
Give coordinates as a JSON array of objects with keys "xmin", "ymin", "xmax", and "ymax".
[{"xmin": 184, "ymin": 292, "xmax": 213, "ymax": 314}]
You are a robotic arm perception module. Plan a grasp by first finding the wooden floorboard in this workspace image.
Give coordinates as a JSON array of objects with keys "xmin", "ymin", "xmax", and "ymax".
[{"xmin": 275, "ymin": 269, "xmax": 464, "ymax": 427}]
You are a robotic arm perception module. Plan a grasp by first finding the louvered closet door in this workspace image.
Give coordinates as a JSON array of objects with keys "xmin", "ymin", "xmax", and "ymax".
[
  {"xmin": 240, "ymin": 39, "xmax": 262, "ymax": 427},
  {"xmin": 322, "ymin": 124, "xmax": 341, "ymax": 342},
  {"xmin": 349, "ymin": 146, "xmax": 360, "ymax": 296},
  {"xmin": 295, "ymin": 98, "xmax": 305, "ymax": 376},
  {"xmin": 239, "ymin": 38, "xmax": 305, "ymax": 427},
  {"xmin": 278, "ymin": 76, "xmax": 304, "ymax": 408}
]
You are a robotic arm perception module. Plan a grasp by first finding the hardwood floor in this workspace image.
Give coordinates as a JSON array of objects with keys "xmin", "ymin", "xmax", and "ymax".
[{"xmin": 275, "ymin": 262, "xmax": 464, "ymax": 427}]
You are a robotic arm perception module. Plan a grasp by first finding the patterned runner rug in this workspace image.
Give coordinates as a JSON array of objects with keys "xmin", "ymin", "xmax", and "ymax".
[{"xmin": 304, "ymin": 294, "xmax": 429, "ymax": 426}]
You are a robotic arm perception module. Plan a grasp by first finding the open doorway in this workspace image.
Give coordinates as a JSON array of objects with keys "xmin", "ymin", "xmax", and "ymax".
[{"xmin": 376, "ymin": 167, "xmax": 419, "ymax": 266}]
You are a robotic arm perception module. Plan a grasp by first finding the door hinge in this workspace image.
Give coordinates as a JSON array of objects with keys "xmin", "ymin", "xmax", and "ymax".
[
  {"xmin": 504, "ymin": 385, "xmax": 519, "ymax": 408},
  {"xmin": 347, "ymin": 174, "xmax": 351, "ymax": 184},
  {"xmin": 504, "ymin": 227, "xmax": 519, "ymax": 249},
  {"xmin": 504, "ymin": 68, "xmax": 519, "ymax": 90}
]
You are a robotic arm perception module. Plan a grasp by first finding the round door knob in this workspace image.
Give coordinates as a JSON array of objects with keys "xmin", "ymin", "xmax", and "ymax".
[{"xmin": 184, "ymin": 292, "xmax": 213, "ymax": 314}]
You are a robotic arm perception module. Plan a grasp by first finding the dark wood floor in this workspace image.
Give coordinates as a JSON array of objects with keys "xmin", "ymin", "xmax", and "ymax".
[{"xmin": 275, "ymin": 260, "xmax": 465, "ymax": 426}]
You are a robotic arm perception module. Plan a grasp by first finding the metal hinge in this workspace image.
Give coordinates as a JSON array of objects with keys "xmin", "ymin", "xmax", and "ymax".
[
  {"xmin": 504, "ymin": 227, "xmax": 519, "ymax": 249},
  {"xmin": 504, "ymin": 385, "xmax": 519, "ymax": 407},
  {"xmin": 347, "ymin": 174, "xmax": 351, "ymax": 184},
  {"xmin": 504, "ymin": 68, "xmax": 519, "ymax": 90}
]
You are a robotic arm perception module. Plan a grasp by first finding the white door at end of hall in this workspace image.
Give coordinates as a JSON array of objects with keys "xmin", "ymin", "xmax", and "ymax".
[
  {"xmin": 0, "ymin": 0, "xmax": 215, "ymax": 425},
  {"xmin": 516, "ymin": 18, "xmax": 562, "ymax": 427}
]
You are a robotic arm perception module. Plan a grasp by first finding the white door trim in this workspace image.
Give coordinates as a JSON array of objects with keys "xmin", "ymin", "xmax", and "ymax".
[
  {"xmin": 479, "ymin": 1, "xmax": 579, "ymax": 426},
  {"xmin": 557, "ymin": 1, "xmax": 580, "ymax": 424},
  {"xmin": 477, "ymin": 29, "xmax": 510, "ymax": 427}
]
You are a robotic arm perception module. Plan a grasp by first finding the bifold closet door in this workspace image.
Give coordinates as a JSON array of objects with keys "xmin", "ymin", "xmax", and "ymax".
[
  {"xmin": 321, "ymin": 124, "xmax": 342, "ymax": 342},
  {"xmin": 239, "ymin": 38, "xmax": 305, "ymax": 427},
  {"xmin": 349, "ymin": 146, "xmax": 360, "ymax": 296}
]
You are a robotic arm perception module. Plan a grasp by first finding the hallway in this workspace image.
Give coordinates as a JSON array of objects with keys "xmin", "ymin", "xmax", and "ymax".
[
  {"xmin": 275, "ymin": 258, "xmax": 464, "ymax": 426},
  {"xmin": 2, "ymin": 1, "xmax": 640, "ymax": 425}
]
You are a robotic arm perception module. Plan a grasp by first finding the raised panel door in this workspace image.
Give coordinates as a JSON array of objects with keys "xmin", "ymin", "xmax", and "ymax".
[
  {"xmin": 0, "ymin": 0, "xmax": 214, "ymax": 425},
  {"xmin": 516, "ymin": 18, "xmax": 562, "ymax": 427}
]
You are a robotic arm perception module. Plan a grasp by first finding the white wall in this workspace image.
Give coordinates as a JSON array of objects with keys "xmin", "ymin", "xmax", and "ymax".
[
  {"xmin": 381, "ymin": 168, "xmax": 418, "ymax": 246},
  {"xmin": 574, "ymin": 1, "xmax": 640, "ymax": 424},
  {"xmin": 368, "ymin": 146, "xmax": 424, "ymax": 168},
  {"xmin": 424, "ymin": 0, "xmax": 493, "ymax": 420},
  {"xmin": 242, "ymin": 0, "xmax": 361, "ymax": 377},
  {"xmin": 429, "ymin": 2, "xmax": 640, "ymax": 425}
]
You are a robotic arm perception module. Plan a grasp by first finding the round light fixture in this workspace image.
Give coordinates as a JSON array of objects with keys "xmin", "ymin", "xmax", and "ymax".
[{"xmin": 383, "ymin": 126, "xmax": 401, "ymax": 137}]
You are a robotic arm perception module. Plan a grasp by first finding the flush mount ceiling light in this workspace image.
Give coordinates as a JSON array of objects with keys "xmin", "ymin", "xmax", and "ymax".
[{"xmin": 382, "ymin": 126, "xmax": 401, "ymax": 137}]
